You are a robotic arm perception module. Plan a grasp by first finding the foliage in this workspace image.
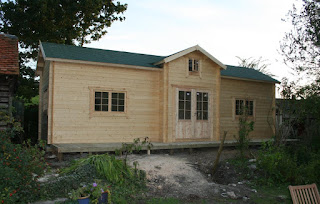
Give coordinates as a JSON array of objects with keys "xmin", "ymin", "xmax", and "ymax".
[
  {"xmin": 236, "ymin": 56, "xmax": 275, "ymax": 77},
  {"xmin": 89, "ymin": 180, "xmax": 111, "ymax": 204},
  {"xmin": 69, "ymin": 184, "xmax": 91, "ymax": 200},
  {"xmin": 0, "ymin": 112, "xmax": 48, "ymax": 203},
  {"xmin": 0, "ymin": 0, "xmax": 127, "ymax": 102},
  {"xmin": 280, "ymin": 0, "xmax": 320, "ymax": 77},
  {"xmin": 61, "ymin": 153, "xmax": 145, "ymax": 185},
  {"xmin": 277, "ymin": 77, "xmax": 320, "ymax": 149},
  {"xmin": 60, "ymin": 153, "xmax": 146, "ymax": 204},
  {"xmin": 234, "ymin": 108, "xmax": 254, "ymax": 158},
  {"xmin": 115, "ymin": 137, "xmax": 153, "ymax": 168},
  {"xmin": 256, "ymin": 141, "xmax": 320, "ymax": 185},
  {"xmin": 40, "ymin": 163, "xmax": 98, "ymax": 200}
]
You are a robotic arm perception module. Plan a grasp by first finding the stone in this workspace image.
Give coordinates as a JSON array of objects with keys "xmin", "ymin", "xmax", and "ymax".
[
  {"xmin": 221, "ymin": 193, "xmax": 228, "ymax": 198},
  {"xmin": 277, "ymin": 195, "xmax": 287, "ymax": 201},
  {"xmin": 227, "ymin": 191, "xmax": 238, "ymax": 199},
  {"xmin": 248, "ymin": 164, "xmax": 257, "ymax": 170},
  {"xmin": 242, "ymin": 196, "xmax": 249, "ymax": 201},
  {"xmin": 47, "ymin": 154, "xmax": 57, "ymax": 159},
  {"xmin": 251, "ymin": 189, "xmax": 257, "ymax": 193},
  {"xmin": 248, "ymin": 159, "xmax": 256, "ymax": 163}
]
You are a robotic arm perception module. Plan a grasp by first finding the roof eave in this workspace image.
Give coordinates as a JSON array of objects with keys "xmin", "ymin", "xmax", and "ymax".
[
  {"xmin": 154, "ymin": 45, "xmax": 227, "ymax": 69},
  {"xmin": 221, "ymin": 75, "xmax": 280, "ymax": 84}
]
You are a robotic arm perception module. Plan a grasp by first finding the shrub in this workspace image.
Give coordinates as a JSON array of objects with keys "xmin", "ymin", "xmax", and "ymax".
[
  {"xmin": 40, "ymin": 163, "xmax": 98, "ymax": 200},
  {"xmin": 0, "ymin": 113, "xmax": 48, "ymax": 203},
  {"xmin": 256, "ymin": 141, "xmax": 320, "ymax": 185}
]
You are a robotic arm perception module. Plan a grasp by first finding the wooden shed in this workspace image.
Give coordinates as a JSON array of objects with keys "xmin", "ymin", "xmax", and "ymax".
[
  {"xmin": 36, "ymin": 42, "xmax": 278, "ymax": 153},
  {"xmin": 0, "ymin": 33, "xmax": 19, "ymax": 129}
]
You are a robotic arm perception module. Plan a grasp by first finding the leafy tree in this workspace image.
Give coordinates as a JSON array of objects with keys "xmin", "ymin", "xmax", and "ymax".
[
  {"xmin": 236, "ymin": 56, "xmax": 275, "ymax": 77},
  {"xmin": 280, "ymin": 0, "xmax": 320, "ymax": 77},
  {"xmin": 0, "ymin": 0, "xmax": 127, "ymax": 101}
]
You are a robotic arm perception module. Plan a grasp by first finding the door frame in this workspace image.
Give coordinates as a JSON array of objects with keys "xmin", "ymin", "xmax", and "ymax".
[{"xmin": 172, "ymin": 85, "xmax": 213, "ymax": 142}]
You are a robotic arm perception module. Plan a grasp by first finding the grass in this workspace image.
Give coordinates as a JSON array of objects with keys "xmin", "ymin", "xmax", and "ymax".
[{"xmin": 251, "ymin": 184, "xmax": 292, "ymax": 204}]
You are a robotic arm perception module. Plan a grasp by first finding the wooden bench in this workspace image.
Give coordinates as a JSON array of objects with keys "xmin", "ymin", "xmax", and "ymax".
[{"xmin": 289, "ymin": 183, "xmax": 320, "ymax": 204}]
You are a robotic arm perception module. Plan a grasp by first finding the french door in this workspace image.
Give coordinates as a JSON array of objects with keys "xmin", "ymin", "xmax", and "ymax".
[{"xmin": 175, "ymin": 88, "xmax": 211, "ymax": 140}]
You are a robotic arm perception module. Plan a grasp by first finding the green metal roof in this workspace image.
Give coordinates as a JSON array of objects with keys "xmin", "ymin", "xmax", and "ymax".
[
  {"xmin": 222, "ymin": 65, "xmax": 280, "ymax": 83},
  {"xmin": 41, "ymin": 42, "xmax": 166, "ymax": 68},
  {"xmin": 41, "ymin": 42, "xmax": 279, "ymax": 83}
]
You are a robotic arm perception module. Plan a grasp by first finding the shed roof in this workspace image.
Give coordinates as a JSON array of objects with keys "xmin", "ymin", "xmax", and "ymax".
[
  {"xmin": 222, "ymin": 65, "xmax": 280, "ymax": 83},
  {"xmin": 39, "ymin": 42, "xmax": 279, "ymax": 83},
  {"xmin": 41, "ymin": 42, "xmax": 165, "ymax": 68}
]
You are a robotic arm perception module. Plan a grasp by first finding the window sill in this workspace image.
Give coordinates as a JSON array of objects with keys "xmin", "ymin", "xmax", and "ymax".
[{"xmin": 90, "ymin": 111, "xmax": 127, "ymax": 118}]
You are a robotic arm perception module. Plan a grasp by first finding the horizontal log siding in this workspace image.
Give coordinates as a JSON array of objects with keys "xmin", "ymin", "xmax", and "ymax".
[
  {"xmin": 167, "ymin": 51, "xmax": 221, "ymax": 142},
  {"xmin": 51, "ymin": 62, "xmax": 161, "ymax": 143},
  {"xmin": 220, "ymin": 78, "xmax": 275, "ymax": 140}
]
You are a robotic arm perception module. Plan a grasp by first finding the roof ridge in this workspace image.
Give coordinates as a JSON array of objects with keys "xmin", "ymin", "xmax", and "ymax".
[{"xmin": 41, "ymin": 42, "xmax": 167, "ymax": 58}]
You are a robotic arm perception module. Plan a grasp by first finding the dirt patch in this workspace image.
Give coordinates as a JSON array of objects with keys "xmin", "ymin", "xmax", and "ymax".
[{"xmin": 127, "ymin": 148, "xmax": 257, "ymax": 202}]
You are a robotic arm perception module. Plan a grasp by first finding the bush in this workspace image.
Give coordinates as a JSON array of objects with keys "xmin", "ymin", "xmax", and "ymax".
[
  {"xmin": 257, "ymin": 141, "xmax": 320, "ymax": 185},
  {"xmin": 40, "ymin": 163, "xmax": 98, "ymax": 200},
  {"xmin": 60, "ymin": 153, "xmax": 146, "ymax": 203},
  {"xmin": 0, "ymin": 113, "xmax": 48, "ymax": 203}
]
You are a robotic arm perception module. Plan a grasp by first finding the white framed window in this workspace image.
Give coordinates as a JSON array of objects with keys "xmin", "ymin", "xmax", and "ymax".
[
  {"xmin": 89, "ymin": 87, "xmax": 126, "ymax": 117},
  {"xmin": 188, "ymin": 59, "xmax": 199, "ymax": 72},
  {"xmin": 235, "ymin": 99, "xmax": 254, "ymax": 116}
]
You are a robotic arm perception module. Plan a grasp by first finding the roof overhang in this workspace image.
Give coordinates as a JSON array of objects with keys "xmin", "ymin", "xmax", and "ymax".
[
  {"xmin": 221, "ymin": 75, "xmax": 280, "ymax": 84},
  {"xmin": 154, "ymin": 45, "xmax": 227, "ymax": 69}
]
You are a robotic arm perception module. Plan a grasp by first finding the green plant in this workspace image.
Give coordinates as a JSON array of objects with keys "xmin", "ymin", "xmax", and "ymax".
[
  {"xmin": 40, "ymin": 163, "xmax": 98, "ymax": 200},
  {"xmin": 69, "ymin": 184, "xmax": 91, "ymax": 200},
  {"xmin": 234, "ymin": 107, "xmax": 254, "ymax": 158},
  {"xmin": 89, "ymin": 180, "xmax": 111, "ymax": 204},
  {"xmin": 116, "ymin": 137, "xmax": 153, "ymax": 168},
  {"xmin": 0, "ymin": 112, "xmax": 48, "ymax": 203}
]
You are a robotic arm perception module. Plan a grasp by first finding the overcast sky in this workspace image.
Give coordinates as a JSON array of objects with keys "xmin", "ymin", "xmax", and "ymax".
[{"xmin": 86, "ymin": 0, "xmax": 299, "ymax": 85}]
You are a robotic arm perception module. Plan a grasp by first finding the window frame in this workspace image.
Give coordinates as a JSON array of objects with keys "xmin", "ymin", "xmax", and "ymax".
[
  {"xmin": 188, "ymin": 58, "xmax": 200, "ymax": 73},
  {"xmin": 89, "ymin": 87, "xmax": 127, "ymax": 117},
  {"xmin": 234, "ymin": 98, "xmax": 255, "ymax": 118}
]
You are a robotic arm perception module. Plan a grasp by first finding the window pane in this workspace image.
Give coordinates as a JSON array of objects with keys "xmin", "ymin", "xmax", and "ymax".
[
  {"xmin": 95, "ymin": 105, "xmax": 101, "ymax": 111},
  {"xmin": 179, "ymin": 91, "xmax": 184, "ymax": 100},
  {"xmin": 203, "ymin": 93, "xmax": 208, "ymax": 101},
  {"xmin": 186, "ymin": 91, "xmax": 191, "ymax": 100},
  {"xmin": 185, "ymin": 111, "xmax": 191, "ymax": 119},
  {"xmin": 203, "ymin": 102, "xmax": 208, "ymax": 111},
  {"xmin": 119, "ymin": 93, "xmax": 125, "ymax": 100},
  {"xmin": 95, "ymin": 99, "xmax": 101, "ymax": 105},
  {"xmin": 112, "ymin": 105, "xmax": 117, "ymax": 111},
  {"xmin": 112, "ymin": 93, "xmax": 117, "ymax": 98},
  {"xmin": 112, "ymin": 99, "xmax": 117, "ymax": 105},
  {"xmin": 102, "ymin": 105, "xmax": 108, "ymax": 111},
  {"xmin": 188, "ymin": 59, "xmax": 193, "ymax": 71},
  {"xmin": 203, "ymin": 112, "xmax": 208, "ymax": 120},
  {"xmin": 185, "ymin": 101, "xmax": 191, "ymax": 111},
  {"xmin": 197, "ymin": 102, "xmax": 202, "ymax": 110},
  {"xmin": 197, "ymin": 92, "xmax": 202, "ymax": 101},
  {"xmin": 102, "ymin": 92, "xmax": 108, "ymax": 98},
  {"xmin": 102, "ymin": 99, "xmax": 108, "ymax": 105},
  {"xmin": 118, "ymin": 106, "xmax": 124, "ymax": 112},
  {"xmin": 179, "ymin": 110, "xmax": 184, "ymax": 119},
  {"xmin": 197, "ymin": 111, "xmax": 202, "ymax": 120},
  {"xmin": 179, "ymin": 101, "xmax": 184, "ymax": 109},
  {"xmin": 119, "ymin": 99, "xmax": 124, "ymax": 105},
  {"xmin": 95, "ymin": 92, "xmax": 101, "ymax": 98},
  {"xmin": 194, "ymin": 60, "xmax": 199, "ymax": 71}
]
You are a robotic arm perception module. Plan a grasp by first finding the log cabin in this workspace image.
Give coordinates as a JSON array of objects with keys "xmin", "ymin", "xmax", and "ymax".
[
  {"xmin": 0, "ymin": 33, "xmax": 19, "ymax": 130},
  {"xmin": 36, "ymin": 42, "xmax": 279, "ymax": 155}
]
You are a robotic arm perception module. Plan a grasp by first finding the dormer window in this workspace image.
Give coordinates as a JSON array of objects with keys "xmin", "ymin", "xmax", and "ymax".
[{"xmin": 188, "ymin": 59, "xmax": 199, "ymax": 72}]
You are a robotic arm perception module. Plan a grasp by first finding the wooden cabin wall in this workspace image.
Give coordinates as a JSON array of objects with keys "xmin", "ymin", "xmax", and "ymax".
[
  {"xmin": 38, "ymin": 62, "xmax": 50, "ymax": 142},
  {"xmin": 50, "ymin": 61, "xmax": 162, "ymax": 144},
  {"xmin": 220, "ymin": 78, "xmax": 275, "ymax": 140},
  {"xmin": 166, "ymin": 51, "xmax": 221, "ymax": 142}
]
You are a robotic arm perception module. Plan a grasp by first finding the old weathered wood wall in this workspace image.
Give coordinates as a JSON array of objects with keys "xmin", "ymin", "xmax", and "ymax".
[
  {"xmin": 45, "ymin": 61, "xmax": 162, "ymax": 144},
  {"xmin": 220, "ymin": 77, "xmax": 275, "ymax": 140}
]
